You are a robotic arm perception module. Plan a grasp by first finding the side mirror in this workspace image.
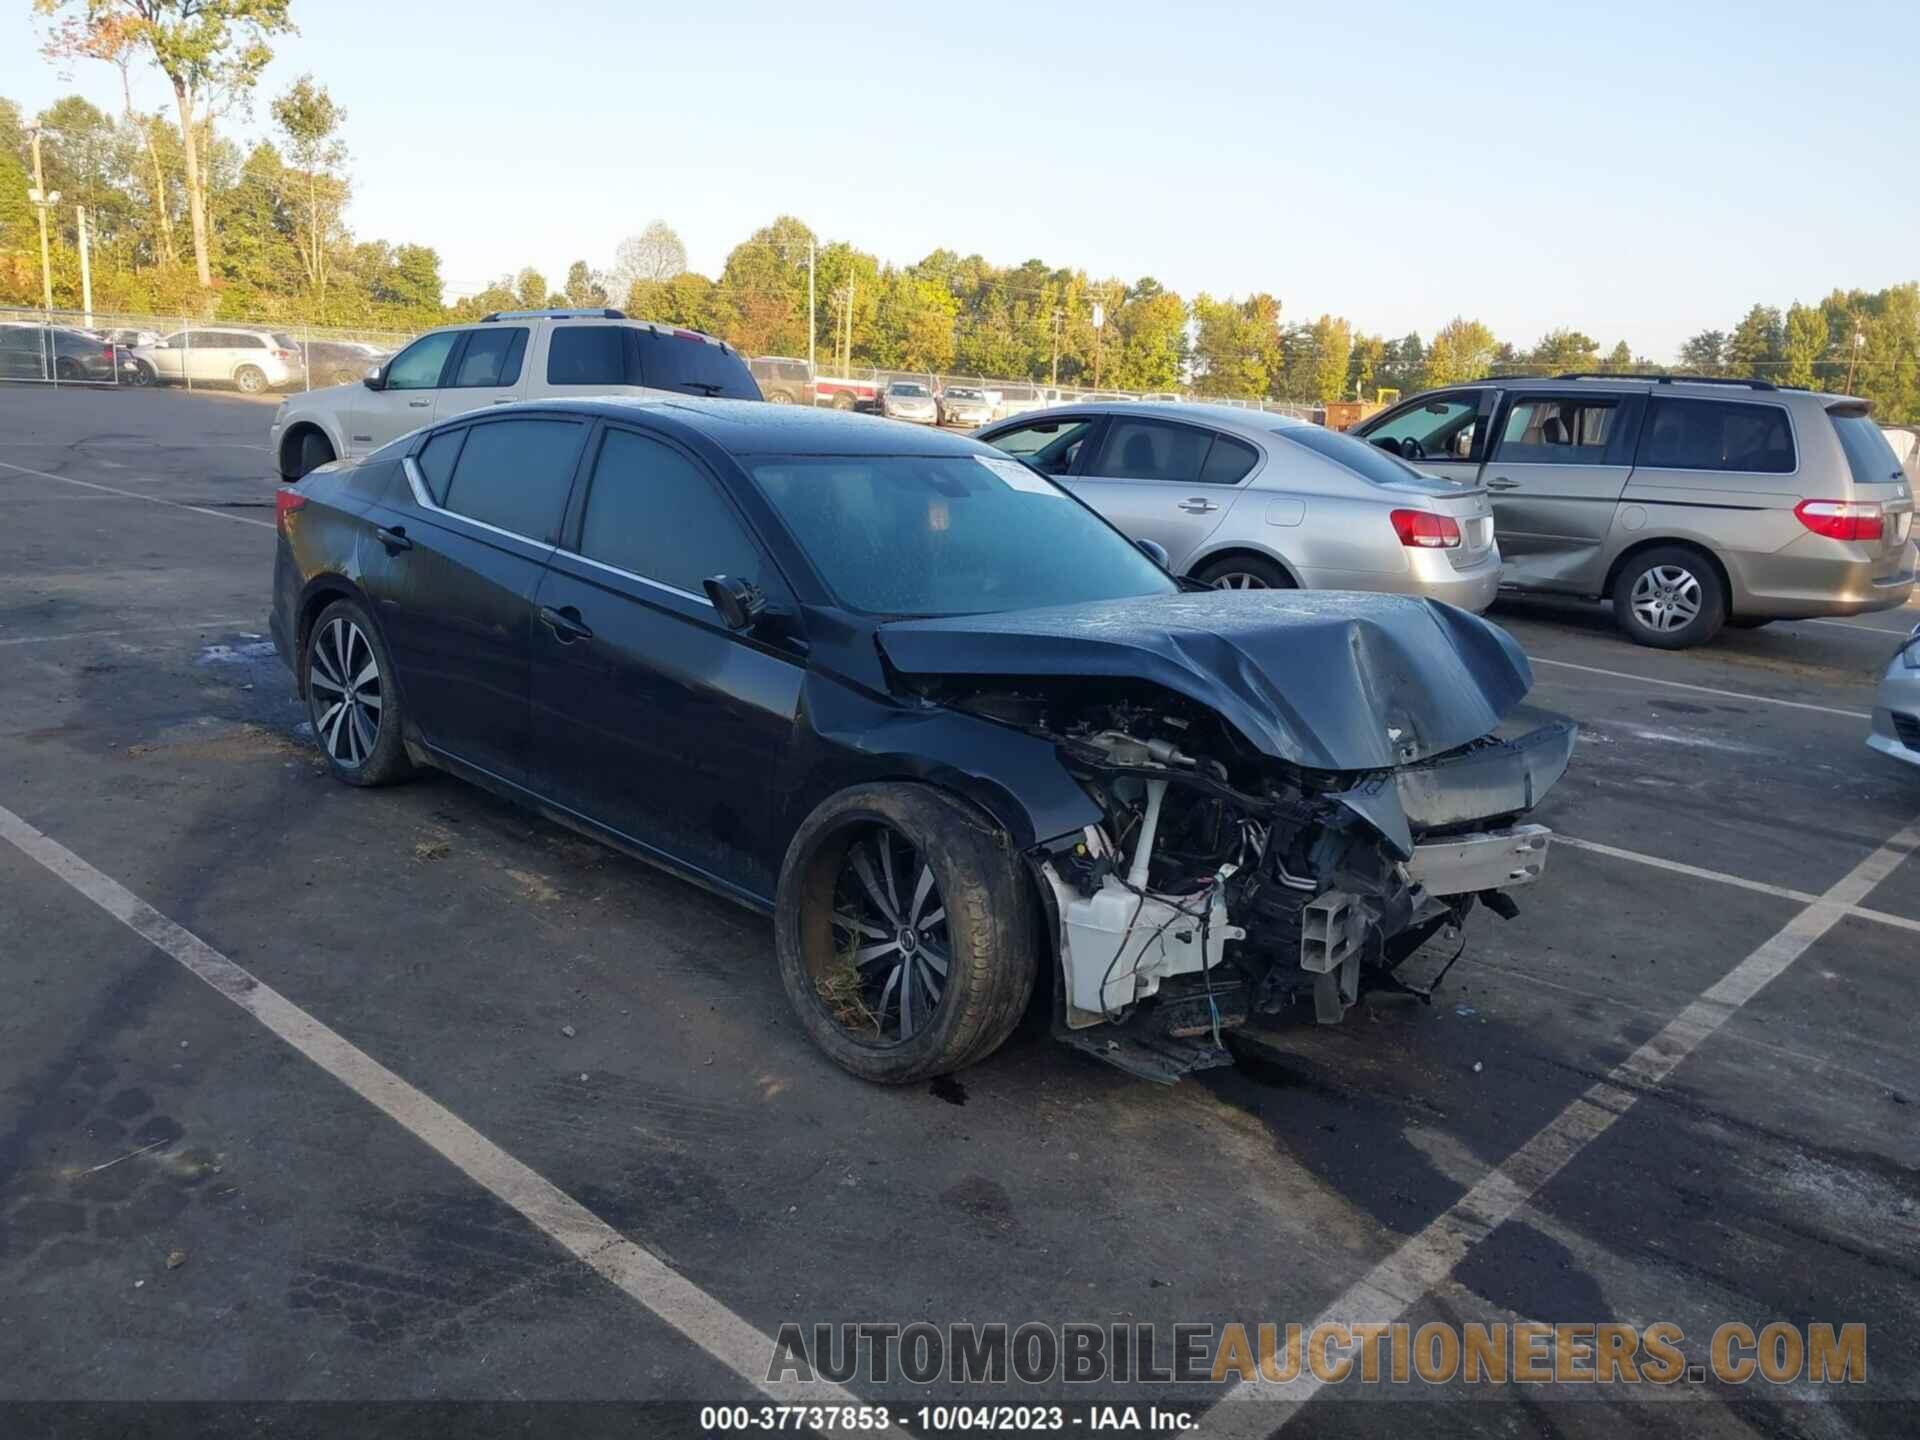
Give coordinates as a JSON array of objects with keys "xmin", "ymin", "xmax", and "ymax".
[
  {"xmin": 362, "ymin": 366, "xmax": 385, "ymax": 391},
  {"xmin": 1135, "ymin": 538, "xmax": 1171, "ymax": 569},
  {"xmin": 703, "ymin": 574, "xmax": 767, "ymax": 631}
]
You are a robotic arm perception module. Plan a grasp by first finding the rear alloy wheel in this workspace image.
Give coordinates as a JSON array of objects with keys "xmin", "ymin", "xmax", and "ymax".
[
  {"xmin": 127, "ymin": 359, "xmax": 155, "ymax": 387},
  {"xmin": 766, "ymin": 390, "xmax": 794, "ymax": 405},
  {"xmin": 1196, "ymin": 554, "xmax": 1294, "ymax": 591},
  {"xmin": 776, "ymin": 784, "xmax": 1036, "ymax": 1083},
  {"xmin": 304, "ymin": 599, "xmax": 413, "ymax": 787},
  {"xmin": 234, "ymin": 364, "xmax": 268, "ymax": 394},
  {"xmin": 830, "ymin": 391, "xmax": 855, "ymax": 411},
  {"xmin": 1612, "ymin": 547, "xmax": 1726, "ymax": 649}
]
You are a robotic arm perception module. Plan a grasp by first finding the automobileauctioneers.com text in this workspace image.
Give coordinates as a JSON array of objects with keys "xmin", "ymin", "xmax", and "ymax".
[{"xmin": 766, "ymin": 1319, "xmax": 1866, "ymax": 1389}]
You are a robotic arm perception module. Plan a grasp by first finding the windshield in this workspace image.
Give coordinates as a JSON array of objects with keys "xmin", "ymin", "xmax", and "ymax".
[
  {"xmin": 948, "ymin": 388, "xmax": 982, "ymax": 399},
  {"xmin": 748, "ymin": 454, "xmax": 1176, "ymax": 616},
  {"xmin": 890, "ymin": 382, "xmax": 929, "ymax": 396}
]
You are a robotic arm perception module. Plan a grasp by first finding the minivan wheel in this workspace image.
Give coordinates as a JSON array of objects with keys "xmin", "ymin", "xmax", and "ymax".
[
  {"xmin": 1196, "ymin": 555, "xmax": 1295, "ymax": 591},
  {"xmin": 234, "ymin": 364, "xmax": 268, "ymax": 394},
  {"xmin": 776, "ymin": 784, "xmax": 1037, "ymax": 1084},
  {"xmin": 304, "ymin": 599, "xmax": 414, "ymax": 787},
  {"xmin": 1613, "ymin": 547, "xmax": 1726, "ymax": 649}
]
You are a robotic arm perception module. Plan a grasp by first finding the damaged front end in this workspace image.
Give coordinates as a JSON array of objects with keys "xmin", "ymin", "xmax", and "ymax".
[
  {"xmin": 878, "ymin": 591, "xmax": 1576, "ymax": 1083},
  {"xmin": 952, "ymin": 685, "xmax": 1573, "ymax": 1083}
]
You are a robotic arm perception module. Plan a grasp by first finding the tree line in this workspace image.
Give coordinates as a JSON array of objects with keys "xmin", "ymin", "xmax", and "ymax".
[{"xmin": 5, "ymin": 4, "xmax": 1916, "ymax": 418}]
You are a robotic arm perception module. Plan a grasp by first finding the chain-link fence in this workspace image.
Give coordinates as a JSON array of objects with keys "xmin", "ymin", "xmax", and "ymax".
[{"xmin": 0, "ymin": 306, "xmax": 413, "ymax": 395}]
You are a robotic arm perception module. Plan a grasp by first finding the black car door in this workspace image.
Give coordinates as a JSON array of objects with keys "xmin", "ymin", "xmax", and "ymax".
[
  {"xmin": 529, "ymin": 423, "xmax": 805, "ymax": 901},
  {"xmin": 361, "ymin": 414, "xmax": 589, "ymax": 785}
]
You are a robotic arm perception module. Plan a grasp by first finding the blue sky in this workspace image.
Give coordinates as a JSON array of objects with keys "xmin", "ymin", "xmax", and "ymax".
[{"xmin": 5, "ymin": 0, "xmax": 1915, "ymax": 356}]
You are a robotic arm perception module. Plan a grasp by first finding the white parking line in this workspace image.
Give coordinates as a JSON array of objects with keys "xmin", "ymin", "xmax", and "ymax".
[
  {"xmin": 1192, "ymin": 815, "xmax": 1918, "ymax": 1436},
  {"xmin": 0, "ymin": 799, "xmax": 862, "ymax": 1410},
  {"xmin": 0, "ymin": 618, "xmax": 256, "ymax": 648},
  {"xmin": 0, "ymin": 458, "xmax": 274, "ymax": 530},
  {"xmin": 1798, "ymin": 616, "xmax": 1916, "ymax": 637},
  {"xmin": 1529, "ymin": 655, "xmax": 1871, "ymax": 721},
  {"xmin": 1556, "ymin": 834, "xmax": 1920, "ymax": 935}
]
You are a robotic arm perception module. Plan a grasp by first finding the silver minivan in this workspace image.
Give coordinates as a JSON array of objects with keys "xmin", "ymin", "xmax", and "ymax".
[
  {"xmin": 1354, "ymin": 376, "xmax": 1917, "ymax": 647},
  {"xmin": 977, "ymin": 402, "xmax": 1501, "ymax": 610}
]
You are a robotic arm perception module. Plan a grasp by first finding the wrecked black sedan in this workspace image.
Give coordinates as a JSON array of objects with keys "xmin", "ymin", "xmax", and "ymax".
[{"xmin": 270, "ymin": 398, "xmax": 1573, "ymax": 1083}]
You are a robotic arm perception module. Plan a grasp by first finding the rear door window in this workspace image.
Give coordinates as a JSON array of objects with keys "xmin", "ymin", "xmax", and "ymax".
[
  {"xmin": 439, "ymin": 418, "xmax": 586, "ymax": 540},
  {"xmin": 1828, "ymin": 412, "xmax": 1904, "ymax": 484},
  {"xmin": 1637, "ymin": 398, "xmax": 1796, "ymax": 474},
  {"xmin": 1495, "ymin": 396, "xmax": 1623, "ymax": 464},
  {"xmin": 577, "ymin": 429, "xmax": 762, "ymax": 595},
  {"xmin": 546, "ymin": 326, "xmax": 628, "ymax": 386},
  {"xmin": 451, "ymin": 326, "xmax": 529, "ymax": 388},
  {"xmin": 630, "ymin": 329, "xmax": 760, "ymax": 398},
  {"xmin": 1089, "ymin": 418, "xmax": 1213, "ymax": 483}
]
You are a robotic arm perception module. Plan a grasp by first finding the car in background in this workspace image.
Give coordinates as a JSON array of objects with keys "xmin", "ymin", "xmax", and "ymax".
[
  {"xmin": 989, "ymin": 384, "xmax": 1065, "ymax": 421},
  {"xmin": 103, "ymin": 327, "xmax": 162, "ymax": 351},
  {"xmin": 0, "ymin": 325, "xmax": 126, "ymax": 384},
  {"xmin": 880, "ymin": 380, "xmax": 938, "ymax": 425},
  {"xmin": 270, "ymin": 398, "xmax": 1567, "ymax": 1083},
  {"xmin": 293, "ymin": 339, "xmax": 388, "ymax": 389},
  {"xmin": 269, "ymin": 308, "xmax": 761, "ymax": 480},
  {"xmin": 1869, "ymin": 621, "xmax": 1920, "ymax": 773},
  {"xmin": 749, "ymin": 356, "xmax": 814, "ymax": 405},
  {"xmin": 1353, "ymin": 375, "xmax": 1917, "ymax": 647},
  {"xmin": 937, "ymin": 385, "xmax": 993, "ymax": 428},
  {"xmin": 977, "ymin": 402, "xmax": 1500, "ymax": 610},
  {"xmin": 133, "ymin": 327, "xmax": 301, "ymax": 393}
]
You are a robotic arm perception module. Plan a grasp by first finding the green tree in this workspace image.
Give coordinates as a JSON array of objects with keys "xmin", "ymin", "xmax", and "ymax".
[
  {"xmin": 1726, "ymin": 304, "xmax": 1783, "ymax": 377},
  {"xmin": 1422, "ymin": 317, "xmax": 1498, "ymax": 387},
  {"xmin": 609, "ymin": 219, "xmax": 686, "ymax": 300},
  {"xmin": 563, "ymin": 259, "xmax": 607, "ymax": 308},
  {"xmin": 1782, "ymin": 303, "xmax": 1827, "ymax": 390},
  {"xmin": 513, "ymin": 266, "xmax": 547, "ymax": 308},
  {"xmin": 1190, "ymin": 293, "xmax": 1282, "ymax": 398},
  {"xmin": 1678, "ymin": 329, "xmax": 1728, "ymax": 376},
  {"xmin": 270, "ymin": 75, "xmax": 346, "ymax": 301},
  {"xmin": 36, "ymin": 0, "xmax": 295, "ymax": 289},
  {"xmin": 1529, "ymin": 328, "xmax": 1599, "ymax": 374}
]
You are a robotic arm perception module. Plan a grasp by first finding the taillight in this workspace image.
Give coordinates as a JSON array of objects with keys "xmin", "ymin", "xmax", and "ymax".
[
  {"xmin": 274, "ymin": 348, "xmax": 298, "ymax": 361},
  {"xmin": 275, "ymin": 487, "xmax": 307, "ymax": 536},
  {"xmin": 1794, "ymin": 499, "xmax": 1884, "ymax": 542},
  {"xmin": 1389, "ymin": 509, "xmax": 1462, "ymax": 549}
]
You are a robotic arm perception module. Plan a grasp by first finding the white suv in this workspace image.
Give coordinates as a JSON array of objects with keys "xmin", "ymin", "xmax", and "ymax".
[
  {"xmin": 136, "ymin": 327, "xmax": 302, "ymax": 393},
  {"xmin": 270, "ymin": 309, "xmax": 762, "ymax": 479}
]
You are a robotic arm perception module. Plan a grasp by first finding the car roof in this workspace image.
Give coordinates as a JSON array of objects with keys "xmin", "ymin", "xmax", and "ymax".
[
  {"xmin": 500, "ymin": 396, "xmax": 995, "ymax": 458},
  {"xmin": 993, "ymin": 400, "xmax": 1311, "ymax": 439},
  {"xmin": 1398, "ymin": 375, "xmax": 1859, "ymax": 407}
]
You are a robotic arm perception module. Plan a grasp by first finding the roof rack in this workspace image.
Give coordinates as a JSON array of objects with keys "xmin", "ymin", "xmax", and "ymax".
[
  {"xmin": 479, "ymin": 307, "xmax": 627, "ymax": 322},
  {"xmin": 1553, "ymin": 371, "xmax": 1777, "ymax": 391}
]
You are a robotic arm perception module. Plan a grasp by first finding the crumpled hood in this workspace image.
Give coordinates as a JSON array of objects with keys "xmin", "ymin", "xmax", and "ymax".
[{"xmin": 876, "ymin": 590, "xmax": 1534, "ymax": 771}]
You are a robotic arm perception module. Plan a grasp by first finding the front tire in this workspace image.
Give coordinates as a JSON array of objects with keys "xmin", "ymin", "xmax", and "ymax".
[
  {"xmin": 1195, "ymin": 554, "xmax": 1295, "ymax": 590},
  {"xmin": 1613, "ymin": 547, "xmax": 1726, "ymax": 649},
  {"xmin": 775, "ymin": 784, "xmax": 1037, "ymax": 1083},
  {"xmin": 282, "ymin": 428, "xmax": 336, "ymax": 481},
  {"xmin": 304, "ymin": 599, "xmax": 414, "ymax": 787}
]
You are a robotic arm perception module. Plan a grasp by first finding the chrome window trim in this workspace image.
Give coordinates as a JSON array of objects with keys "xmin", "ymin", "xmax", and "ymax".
[{"xmin": 551, "ymin": 548, "xmax": 715, "ymax": 609}]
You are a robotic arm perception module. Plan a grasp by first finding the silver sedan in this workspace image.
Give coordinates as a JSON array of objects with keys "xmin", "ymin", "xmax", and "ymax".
[
  {"xmin": 1868, "ymin": 620, "xmax": 1920, "ymax": 771},
  {"xmin": 976, "ymin": 402, "xmax": 1501, "ymax": 610}
]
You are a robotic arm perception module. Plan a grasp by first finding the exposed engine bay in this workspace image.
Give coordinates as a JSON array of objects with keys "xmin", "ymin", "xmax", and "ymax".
[{"xmin": 948, "ymin": 682, "xmax": 1575, "ymax": 1082}]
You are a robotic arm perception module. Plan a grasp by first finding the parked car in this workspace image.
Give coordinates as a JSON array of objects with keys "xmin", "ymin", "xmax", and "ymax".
[
  {"xmin": 749, "ymin": 356, "xmax": 814, "ymax": 405},
  {"xmin": 133, "ymin": 327, "xmax": 301, "ymax": 394},
  {"xmin": 269, "ymin": 308, "xmax": 761, "ymax": 481},
  {"xmin": 0, "ymin": 325, "xmax": 125, "ymax": 384},
  {"xmin": 1868, "ymin": 620, "xmax": 1920, "ymax": 773},
  {"xmin": 990, "ymin": 384, "xmax": 1065, "ymax": 421},
  {"xmin": 880, "ymin": 380, "xmax": 939, "ymax": 424},
  {"xmin": 294, "ymin": 339, "xmax": 387, "ymax": 389},
  {"xmin": 1353, "ymin": 375, "xmax": 1918, "ymax": 647},
  {"xmin": 937, "ymin": 385, "xmax": 994, "ymax": 429},
  {"xmin": 103, "ymin": 327, "xmax": 162, "ymax": 351},
  {"xmin": 269, "ymin": 399, "xmax": 1569, "ymax": 1083},
  {"xmin": 812, "ymin": 373, "xmax": 881, "ymax": 411},
  {"xmin": 977, "ymin": 402, "xmax": 1501, "ymax": 610}
]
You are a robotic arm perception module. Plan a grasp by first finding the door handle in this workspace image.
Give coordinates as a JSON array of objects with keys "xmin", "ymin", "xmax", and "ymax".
[
  {"xmin": 408, "ymin": 399, "xmax": 430, "ymax": 408},
  {"xmin": 1486, "ymin": 478, "xmax": 1520, "ymax": 491},
  {"xmin": 375, "ymin": 524, "xmax": 412, "ymax": 553},
  {"xmin": 538, "ymin": 605, "xmax": 593, "ymax": 643},
  {"xmin": 491, "ymin": 397, "xmax": 514, "ymax": 404},
  {"xmin": 1178, "ymin": 497, "xmax": 1220, "ymax": 513}
]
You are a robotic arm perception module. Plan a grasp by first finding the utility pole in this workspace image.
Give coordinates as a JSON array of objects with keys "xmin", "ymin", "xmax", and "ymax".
[
  {"xmin": 77, "ymin": 205, "xmax": 94, "ymax": 328},
  {"xmin": 25, "ymin": 127, "xmax": 60, "ymax": 313},
  {"xmin": 843, "ymin": 278, "xmax": 856, "ymax": 376},
  {"xmin": 807, "ymin": 239, "xmax": 816, "ymax": 382},
  {"xmin": 1844, "ymin": 330, "xmax": 1866, "ymax": 394},
  {"xmin": 1051, "ymin": 308, "xmax": 1063, "ymax": 386}
]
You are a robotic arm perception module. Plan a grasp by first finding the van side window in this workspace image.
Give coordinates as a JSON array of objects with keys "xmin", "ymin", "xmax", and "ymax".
[
  {"xmin": 546, "ymin": 326, "xmax": 628, "ymax": 386},
  {"xmin": 1495, "ymin": 397, "xmax": 1621, "ymax": 465},
  {"xmin": 1637, "ymin": 399, "xmax": 1795, "ymax": 474}
]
